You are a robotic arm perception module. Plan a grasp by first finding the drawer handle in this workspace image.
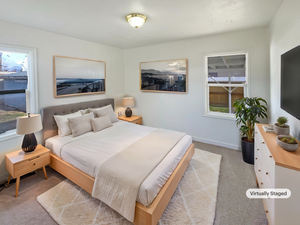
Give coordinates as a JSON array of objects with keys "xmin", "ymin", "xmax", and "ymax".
[
  {"xmin": 255, "ymin": 132, "xmax": 257, "ymax": 134},
  {"xmin": 257, "ymin": 149, "xmax": 259, "ymax": 151},
  {"xmin": 33, "ymin": 163, "xmax": 36, "ymax": 166},
  {"xmin": 261, "ymin": 182, "xmax": 263, "ymax": 185},
  {"xmin": 266, "ymin": 172, "xmax": 269, "ymax": 175},
  {"xmin": 261, "ymin": 142, "xmax": 265, "ymax": 144},
  {"xmin": 258, "ymin": 170, "xmax": 261, "ymax": 172},
  {"xmin": 266, "ymin": 210, "xmax": 268, "ymax": 213},
  {"xmin": 29, "ymin": 156, "xmax": 40, "ymax": 161},
  {"xmin": 269, "ymin": 155, "xmax": 272, "ymax": 158},
  {"xmin": 255, "ymin": 158, "xmax": 257, "ymax": 160}
]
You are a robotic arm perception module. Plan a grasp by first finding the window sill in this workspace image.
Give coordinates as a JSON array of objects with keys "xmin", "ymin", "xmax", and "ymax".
[
  {"xmin": 0, "ymin": 130, "xmax": 21, "ymax": 142},
  {"xmin": 203, "ymin": 112, "xmax": 236, "ymax": 121}
]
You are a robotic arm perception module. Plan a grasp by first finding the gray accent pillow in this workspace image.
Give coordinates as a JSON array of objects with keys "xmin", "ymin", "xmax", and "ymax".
[
  {"xmin": 91, "ymin": 115, "xmax": 113, "ymax": 132},
  {"xmin": 67, "ymin": 113, "xmax": 95, "ymax": 137},
  {"xmin": 89, "ymin": 105, "xmax": 118, "ymax": 123}
]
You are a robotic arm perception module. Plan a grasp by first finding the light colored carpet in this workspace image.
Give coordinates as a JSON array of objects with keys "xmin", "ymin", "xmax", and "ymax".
[{"xmin": 37, "ymin": 149, "xmax": 222, "ymax": 225}]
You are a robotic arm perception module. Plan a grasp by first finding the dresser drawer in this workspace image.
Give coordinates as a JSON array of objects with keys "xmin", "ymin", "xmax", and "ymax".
[
  {"xmin": 14, "ymin": 152, "xmax": 50, "ymax": 177},
  {"xmin": 255, "ymin": 129, "xmax": 264, "ymax": 146},
  {"xmin": 263, "ymin": 198, "xmax": 274, "ymax": 223},
  {"xmin": 255, "ymin": 140, "xmax": 275, "ymax": 186},
  {"xmin": 255, "ymin": 150, "xmax": 262, "ymax": 183},
  {"xmin": 259, "ymin": 144, "xmax": 275, "ymax": 185},
  {"xmin": 260, "ymin": 164, "xmax": 272, "ymax": 189}
]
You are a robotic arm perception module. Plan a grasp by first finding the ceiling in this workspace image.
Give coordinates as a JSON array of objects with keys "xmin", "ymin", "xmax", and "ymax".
[{"xmin": 0, "ymin": 0, "xmax": 283, "ymax": 49}]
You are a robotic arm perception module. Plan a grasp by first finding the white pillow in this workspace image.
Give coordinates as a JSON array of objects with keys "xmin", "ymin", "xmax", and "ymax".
[
  {"xmin": 80, "ymin": 109, "xmax": 90, "ymax": 115},
  {"xmin": 91, "ymin": 114, "xmax": 112, "ymax": 132},
  {"xmin": 80, "ymin": 106, "xmax": 107, "ymax": 115},
  {"xmin": 90, "ymin": 105, "xmax": 118, "ymax": 123},
  {"xmin": 54, "ymin": 111, "xmax": 82, "ymax": 137}
]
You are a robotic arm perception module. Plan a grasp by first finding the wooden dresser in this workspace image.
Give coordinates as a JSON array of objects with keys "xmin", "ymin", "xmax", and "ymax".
[{"xmin": 255, "ymin": 124, "xmax": 300, "ymax": 225}]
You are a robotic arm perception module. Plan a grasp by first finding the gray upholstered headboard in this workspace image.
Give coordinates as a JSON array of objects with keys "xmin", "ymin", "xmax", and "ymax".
[{"xmin": 41, "ymin": 98, "xmax": 114, "ymax": 143}]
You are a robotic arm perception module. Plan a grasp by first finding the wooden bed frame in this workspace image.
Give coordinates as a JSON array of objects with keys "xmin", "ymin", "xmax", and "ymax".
[
  {"xmin": 42, "ymin": 99, "xmax": 195, "ymax": 225},
  {"xmin": 49, "ymin": 143, "xmax": 195, "ymax": 225}
]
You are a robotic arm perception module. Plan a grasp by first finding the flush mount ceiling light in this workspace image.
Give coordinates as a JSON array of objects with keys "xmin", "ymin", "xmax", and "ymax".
[{"xmin": 125, "ymin": 13, "xmax": 147, "ymax": 28}]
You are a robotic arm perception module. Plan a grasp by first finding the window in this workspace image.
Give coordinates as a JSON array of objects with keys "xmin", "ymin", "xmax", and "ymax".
[
  {"xmin": 0, "ymin": 44, "xmax": 37, "ymax": 140},
  {"xmin": 205, "ymin": 53, "xmax": 248, "ymax": 118}
]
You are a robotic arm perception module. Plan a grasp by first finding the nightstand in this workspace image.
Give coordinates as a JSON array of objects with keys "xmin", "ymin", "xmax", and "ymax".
[
  {"xmin": 118, "ymin": 115, "xmax": 142, "ymax": 125},
  {"xmin": 5, "ymin": 145, "xmax": 50, "ymax": 197}
]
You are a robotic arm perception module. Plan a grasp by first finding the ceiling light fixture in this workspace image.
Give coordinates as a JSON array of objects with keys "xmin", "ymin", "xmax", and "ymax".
[{"xmin": 125, "ymin": 13, "xmax": 147, "ymax": 28}]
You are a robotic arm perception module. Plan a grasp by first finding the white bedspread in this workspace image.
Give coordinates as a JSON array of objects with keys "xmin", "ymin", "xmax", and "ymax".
[{"xmin": 45, "ymin": 121, "xmax": 192, "ymax": 206}]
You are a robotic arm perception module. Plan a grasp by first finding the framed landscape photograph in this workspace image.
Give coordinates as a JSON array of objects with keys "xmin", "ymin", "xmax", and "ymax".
[
  {"xmin": 53, "ymin": 56, "xmax": 106, "ymax": 97},
  {"xmin": 140, "ymin": 59, "xmax": 187, "ymax": 93}
]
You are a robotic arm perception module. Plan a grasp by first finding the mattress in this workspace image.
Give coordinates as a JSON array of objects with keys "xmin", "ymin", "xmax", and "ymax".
[{"xmin": 45, "ymin": 120, "xmax": 192, "ymax": 206}]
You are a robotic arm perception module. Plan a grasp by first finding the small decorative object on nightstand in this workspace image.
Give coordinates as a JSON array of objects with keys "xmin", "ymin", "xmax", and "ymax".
[
  {"xmin": 122, "ymin": 97, "xmax": 135, "ymax": 117},
  {"xmin": 118, "ymin": 115, "xmax": 142, "ymax": 125},
  {"xmin": 16, "ymin": 113, "xmax": 43, "ymax": 153},
  {"xmin": 5, "ymin": 145, "xmax": 50, "ymax": 198}
]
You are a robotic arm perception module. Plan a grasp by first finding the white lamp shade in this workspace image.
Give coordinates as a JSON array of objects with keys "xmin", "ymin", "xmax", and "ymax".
[
  {"xmin": 128, "ymin": 17, "xmax": 145, "ymax": 28},
  {"xmin": 16, "ymin": 114, "xmax": 43, "ymax": 135},
  {"xmin": 122, "ymin": 97, "xmax": 135, "ymax": 108}
]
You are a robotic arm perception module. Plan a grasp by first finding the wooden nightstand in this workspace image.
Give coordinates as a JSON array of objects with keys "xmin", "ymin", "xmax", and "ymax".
[
  {"xmin": 5, "ymin": 145, "xmax": 50, "ymax": 197},
  {"xmin": 118, "ymin": 115, "xmax": 142, "ymax": 125}
]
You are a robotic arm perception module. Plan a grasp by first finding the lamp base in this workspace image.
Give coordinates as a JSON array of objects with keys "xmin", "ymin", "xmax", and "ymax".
[
  {"xmin": 125, "ymin": 107, "xmax": 132, "ymax": 117},
  {"xmin": 22, "ymin": 133, "xmax": 37, "ymax": 153}
]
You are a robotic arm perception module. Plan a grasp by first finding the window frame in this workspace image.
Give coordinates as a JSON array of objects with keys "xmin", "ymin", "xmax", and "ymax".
[
  {"xmin": 0, "ymin": 44, "xmax": 38, "ymax": 141},
  {"xmin": 203, "ymin": 51, "xmax": 249, "ymax": 120}
]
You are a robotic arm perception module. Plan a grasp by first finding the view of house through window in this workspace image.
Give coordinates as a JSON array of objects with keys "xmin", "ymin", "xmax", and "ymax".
[
  {"xmin": 0, "ymin": 51, "xmax": 28, "ymax": 134},
  {"xmin": 207, "ymin": 54, "xmax": 246, "ymax": 114}
]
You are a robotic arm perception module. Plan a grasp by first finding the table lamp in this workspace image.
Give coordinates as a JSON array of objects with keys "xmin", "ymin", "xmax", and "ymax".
[
  {"xmin": 122, "ymin": 97, "xmax": 135, "ymax": 117},
  {"xmin": 16, "ymin": 113, "xmax": 43, "ymax": 153}
]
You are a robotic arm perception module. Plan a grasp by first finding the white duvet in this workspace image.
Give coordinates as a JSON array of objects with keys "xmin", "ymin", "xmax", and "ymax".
[{"xmin": 45, "ymin": 120, "xmax": 192, "ymax": 206}]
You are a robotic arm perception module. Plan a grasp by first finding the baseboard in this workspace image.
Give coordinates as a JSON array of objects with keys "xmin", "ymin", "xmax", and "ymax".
[{"xmin": 192, "ymin": 136, "xmax": 241, "ymax": 150}]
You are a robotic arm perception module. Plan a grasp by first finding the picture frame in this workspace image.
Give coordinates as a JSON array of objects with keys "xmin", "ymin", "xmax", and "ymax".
[
  {"xmin": 140, "ymin": 59, "xmax": 187, "ymax": 93},
  {"xmin": 53, "ymin": 55, "xmax": 106, "ymax": 97}
]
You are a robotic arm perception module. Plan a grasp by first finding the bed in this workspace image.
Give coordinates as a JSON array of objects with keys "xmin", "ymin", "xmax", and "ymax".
[{"xmin": 41, "ymin": 99, "xmax": 195, "ymax": 225}]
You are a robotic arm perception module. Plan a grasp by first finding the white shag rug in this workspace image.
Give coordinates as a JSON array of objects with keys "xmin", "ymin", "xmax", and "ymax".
[{"xmin": 37, "ymin": 149, "xmax": 222, "ymax": 225}]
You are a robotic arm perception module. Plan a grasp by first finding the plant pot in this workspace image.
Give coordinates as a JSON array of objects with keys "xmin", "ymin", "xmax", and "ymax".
[
  {"xmin": 241, "ymin": 137, "xmax": 254, "ymax": 164},
  {"xmin": 276, "ymin": 135, "xmax": 299, "ymax": 152},
  {"xmin": 274, "ymin": 123, "xmax": 290, "ymax": 135}
]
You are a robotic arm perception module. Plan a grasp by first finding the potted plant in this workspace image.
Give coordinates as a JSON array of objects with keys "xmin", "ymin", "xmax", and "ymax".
[
  {"xmin": 274, "ymin": 117, "xmax": 290, "ymax": 135},
  {"xmin": 276, "ymin": 135, "xmax": 299, "ymax": 152},
  {"xmin": 233, "ymin": 97, "xmax": 268, "ymax": 164}
]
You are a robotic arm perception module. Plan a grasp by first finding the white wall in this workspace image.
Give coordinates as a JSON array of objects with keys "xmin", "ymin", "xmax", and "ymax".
[
  {"xmin": 0, "ymin": 21, "xmax": 124, "ymax": 181},
  {"xmin": 268, "ymin": 0, "xmax": 300, "ymax": 139},
  {"xmin": 124, "ymin": 27, "xmax": 270, "ymax": 150}
]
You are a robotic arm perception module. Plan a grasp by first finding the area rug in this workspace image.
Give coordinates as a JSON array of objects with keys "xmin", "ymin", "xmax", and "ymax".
[{"xmin": 37, "ymin": 149, "xmax": 222, "ymax": 225}]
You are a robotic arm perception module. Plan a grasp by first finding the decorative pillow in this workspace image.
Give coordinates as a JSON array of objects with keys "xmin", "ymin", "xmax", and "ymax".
[
  {"xmin": 88, "ymin": 108, "xmax": 100, "ymax": 117},
  {"xmin": 80, "ymin": 109, "xmax": 90, "ymax": 115},
  {"xmin": 54, "ymin": 111, "xmax": 82, "ymax": 137},
  {"xmin": 91, "ymin": 115, "xmax": 113, "ymax": 132},
  {"xmin": 67, "ymin": 113, "xmax": 95, "ymax": 137},
  {"xmin": 81, "ymin": 106, "xmax": 107, "ymax": 116},
  {"xmin": 91, "ymin": 105, "xmax": 118, "ymax": 123}
]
